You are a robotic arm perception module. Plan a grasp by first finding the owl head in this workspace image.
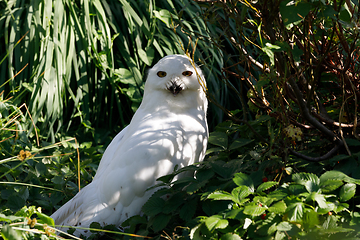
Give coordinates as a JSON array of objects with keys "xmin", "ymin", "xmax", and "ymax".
[{"xmin": 145, "ymin": 55, "xmax": 206, "ymax": 96}]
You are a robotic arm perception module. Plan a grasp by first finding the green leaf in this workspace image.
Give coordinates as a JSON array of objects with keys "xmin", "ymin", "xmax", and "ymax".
[
  {"xmin": 233, "ymin": 173, "xmax": 255, "ymax": 192},
  {"xmin": 0, "ymin": 214, "xmax": 23, "ymax": 223},
  {"xmin": 280, "ymin": 0, "xmax": 312, "ymax": 29},
  {"xmin": 228, "ymin": 138, "xmax": 254, "ymax": 151},
  {"xmin": 268, "ymin": 201, "xmax": 287, "ymax": 214},
  {"xmin": 6, "ymin": 195, "xmax": 26, "ymax": 212},
  {"xmin": 89, "ymin": 222, "xmax": 102, "ymax": 233},
  {"xmin": 256, "ymin": 181, "xmax": 278, "ymax": 192},
  {"xmin": 162, "ymin": 193, "xmax": 185, "ymax": 214},
  {"xmin": 276, "ymin": 221, "xmax": 292, "ymax": 231},
  {"xmin": 196, "ymin": 169, "xmax": 215, "ymax": 182},
  {"xmin": 339, "ymin": 8, "xmax": 351, "ymax": 23},
  {"xmin": 320, "ymin": 179, "xmax": 344, "ymax": 193},
  {"xmin": 180, "ymin": 198, "xmax": 197, "ymax": 221},
  {"xmin": 292, "ymin": 172, "xmax": 320, "ymax": 193},
  {"xmin": 243, "ymin": 204, "xmax": 266, "ymax": 217},
  {"xmin": 153, "ymin": 9, "xmax": 176, "ymax": 27},
  {"xmin": 114, "ymin": 68, "xmax": 135, "ymax": 85},
  {"xmin": 339, "ymin": 183, "xmax": 356, "ymax": 202},
  {"xmin": 190, "ymin": 224, "xmax": 202, "ymax": 240},
  {"xmin": 253, "ymin": 196, "xmax": 274, "ymax": 206},
  {"xmin": 151, "ymin": 213, "xmax": 171, "ymax": 232},
  {"xmin": 206, "ymin": 147, "xmax": 226, "ymax": 155},
  {"xmin": 322, "ymin": 215, "xmax": 338, "ymax": 230},
  {"xmin": 328, "ymin": 154, "xmax": 351, "ymax": 162},
  {"xmin": 208, "ymin": 132, "xmax": 228, "ymax": 149},
  {"xmin": 36, "ymin": 212, "xmax": 55, "ymax": 226},
  {"xmin": 262, "ymin": 43, "xmax": 281, "ymax": 66},
  {"xmin": 303, "ymin": 209, "xmax": 319, "ymax": 230},
  {"xmin": 320, "ymin": 170, "xmax": 360, "ymax": 185},
  {"xmin": 207, "ymin": 190, "xmax": 234, "ymax": 201},
  {"xmin": 205, "ymin": 215, "xmax": 229, "ymax": 231},
  {"xmin": 0, "ymin": 224, "xmax": 22, "ymax": 240},
  {"xmin": 138, "ymin": 48, "xmax": 155, "ymax": 66},
  {"xmin": 35, "ymin": 162, "xmax": 47, "ymax": 177},
  {"xmin": 322, "ymin": 5, "xmax": 337, "ymax": 19},
  {"xmin": 267, "ymin": 190, "xmax": 288, "ymax": 201},
  {"xmin": 345, "ymin": 138, "xmax": 360, "ymax": 146},
  {"xmin": 286, "ymin": 201, "xmax": 304, "ymax": 222},
  {"xmin": 224, "ymin": 208, "xmax": 244, "ymax": 220},
  {"xmin": 142, "ymin": 196, "xmax": 165, "ymax": 217},
  {"xmin": 231, "ymin": 186, "xmax": 252, "ymax": 205},
  {"xmin": 334, "ymin": 201, "xmax": 349, "ymax": 213},
  {"xmin": 317, "ymin": 202, "xmax": 335, "ymax": 214},
  {"xmin": 307, "ymin": 192, "xmax": 327, "ymax": 208},
  {"xmin": 51, "ymin": 176, "xmax": 65, "ymax": 185},
  {"xmin": 220, "ymin": 233, "xmax": 242, "ymax": 240}
]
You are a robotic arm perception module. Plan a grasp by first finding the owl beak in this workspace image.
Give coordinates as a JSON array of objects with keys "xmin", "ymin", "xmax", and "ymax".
[{"xmin": 167, "ymin": 80, "xmax": 183, "ymax": 96}]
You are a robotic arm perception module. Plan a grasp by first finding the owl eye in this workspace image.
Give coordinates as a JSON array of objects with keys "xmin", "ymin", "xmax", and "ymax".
[
  {"xmin": 182, "ymin": 71, "xmax": 193, "ymax": 76},
  {"xmin": 157, "ymin": 71, "xmax": 167, "ymax": 77}
]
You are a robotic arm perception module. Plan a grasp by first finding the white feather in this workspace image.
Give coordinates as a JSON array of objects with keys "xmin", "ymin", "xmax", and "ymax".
[{"xmin": 51, "ymin": 55, "xmax": 208, "ymax": 236}]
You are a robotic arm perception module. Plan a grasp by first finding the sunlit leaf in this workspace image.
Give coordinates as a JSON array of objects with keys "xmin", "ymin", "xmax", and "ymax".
[
  {"xmin": 307, "ymin": 192, "xmax": 327, "ymax": 208},
  {"xmin": 277, "ymin": 221, "xmax": 292, "ymax": 231},
  {"xmin": 320, "ymin": 171, "xmax": 360, "ymax": 185},
  {"xmin": 292, "ymin": 172, "xmax": 320, "ymax": 193},
  {"xmin": 220, "ymin": 233, "xmax": 242, "ymax": 240},
  {"xmin": 268, "ymin": 201, "xmax": 286, "ymax": 214},
  {"xmin": 286, "ymin": 202, "xmax": 304, "ymax": 222},
  {"xmin": 233, "ymin": 173, "xmax": 255, "ymax": 192},
  {"xmin": 243, "ymin": 204, "xmax": 266, "ymax": 216},
  {"xmin": 256, "ymin": 181, "xmax": 278, "ymax": 192},
  {"xmin": 205, "ymin": 215, "xmax": 229, "ymax": 231},
  {"xmin": 339, "ymin": 183, "xmax": 356, "ymax": 202},
  {"xmin": 320, "ymin": 179, "xmax": 344, "ymax": 193},
  {"xmin": 0, "ymin": 224, "xmax": 22, "ymax": 240}
]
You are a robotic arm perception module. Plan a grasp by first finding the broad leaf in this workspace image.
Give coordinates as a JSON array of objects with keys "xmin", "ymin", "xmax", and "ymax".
[
  {"xmin": 320, "ymin": 179, "xmax": 344, "ymax": 193},
  {"xmin": 233, "ymin": 173, "xmax": 255, "ymax": 192},
  {"xmin": 179, "ymin": 198, "xmax": 197, "ymax": 221},
  {"xmin": 232, "ymin": 186, "xmax": 252, "ymax": 202},
  {"xmin": 320, "ymin": 171, "xmax": 360, "ymax": 185},
  {"xmin": 207, "ymin": 190, "xmax": 234, "ymax": 201},
  {"xmin": 256, "ymin": 181, "xmax": 278, "ymax": 192},
  {"xmin": 151, "ymin": 213, "xmax": 171, "ymax": 232},
  {"xmin": 286, "ymin": 202, "xmax": 304, "ymax": 222},
  {"xmin": 307, "ymin": 192, "xmax": 327, "ymax": 208},
  {"xmin": 303, "ymin": 209, "xmax": 319, "ymax": 230},
  {"xmin": 36, "ymin": 212, "xmax": 55, "ymax": 226},
  {"xmin": 220, "ymin": 233, "xmax": 242, "ymax": 240},
  {"xmin": 228, "ymin": 138, "xmax": 254, "ymax": 151},
  {"xmin": 205, "ymin": 215, "xmax": 229, "ymax": 231},
  {"xmin": 208, "ymin": 132, "xmax": 228, "ymax": 149},
  {"xmin": 339, "ymin": 183, "xmax": 356, "ymax": 202},
  {"xmin": 276, "ymin": 221, "xmax": 292, "ymax": 231},
  {"xmin": 0, "ymin": 224, "xmax": 22, "ymax": 240},
  {"xmin": 142, "ymin": 196, "xmax": 165, "ymax": 217},
  {"xmin": 280, "ymin": 0, "xmax": 312, "ymax": 29},
  {"xmin": 292, "ymin": 172, "xmax": 320, "ymax": 193},
  {"xmin": 268, "ymin": 201, "xmax": 287, "ymax": 214},
  {"xmin": 243, "ymin": 204, "xmax": 266, "ymax": 217}
]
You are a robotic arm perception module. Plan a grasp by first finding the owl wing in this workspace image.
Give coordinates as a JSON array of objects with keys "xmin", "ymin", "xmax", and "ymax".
[
  {"xmin": 50, "ymin": 126, "xmax": 129, "ymax": 235},
  {"xmin": 93, "ymin": 126, "xmax": 129, "ymax": 179}
]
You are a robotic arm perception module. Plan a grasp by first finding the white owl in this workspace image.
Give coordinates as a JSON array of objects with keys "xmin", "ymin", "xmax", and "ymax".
[{"xmin": 50, "ymin": 54, "xmax": 209, "ymax": 236}]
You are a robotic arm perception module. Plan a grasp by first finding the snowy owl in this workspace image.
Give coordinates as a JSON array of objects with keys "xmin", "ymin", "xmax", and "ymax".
[{"xmin": 51, "ymin": 55, "xmax": 208, "ymax": 236}]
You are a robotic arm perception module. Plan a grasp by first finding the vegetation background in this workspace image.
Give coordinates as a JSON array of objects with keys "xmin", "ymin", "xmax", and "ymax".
[{"xmin": 0, "ymin": 0, "xmax": 359, "ymax": 239}]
